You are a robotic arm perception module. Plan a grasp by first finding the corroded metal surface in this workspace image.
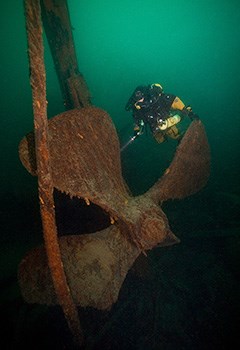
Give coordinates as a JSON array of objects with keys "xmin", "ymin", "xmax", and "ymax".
[
  {"xmin": 148, "ymin": 119, "xmax": 211, "ymax": 202},
  {"xmin": 24, "ymin": 0, "xmax": 84, "ymax": 344},
  {"xmin": 19, "ymin": 107, "xmax": 128, "ymax": 209},
  {"xmin": 18, "ymin": 107, "xmax": 210, "ymax": 309},
  {"xmin": 19, "ymin": 226, "xmax": 139, "ymax": 309},
  {"xmin": 41, "ymin": 0, "xmax": 91, "ymax": 108}
]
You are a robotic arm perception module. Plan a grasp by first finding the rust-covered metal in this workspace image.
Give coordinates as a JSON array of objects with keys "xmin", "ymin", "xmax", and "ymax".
[
  {"xmin": 18, "ymin": 106, "xmax": 210, "ymax": 309},
  {"xmin": 41, "ymin": 0, "xmax": 91, "ymax": 109},
  {"xmin": 24, "ymin": 0, "xmax": 83, "ymax": 345},
  {"xmin": 19, "ymin": 226, "xmax": 139, "ymax": 310},
  {"xmin": 148, "ymin": 119, "xmax": 211, "ymax": 202}
]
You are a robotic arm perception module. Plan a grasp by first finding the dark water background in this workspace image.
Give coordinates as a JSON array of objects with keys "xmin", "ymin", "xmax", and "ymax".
[{"xmin": 1, "ymin": 0, "xmax": 240, "ymax": 349}]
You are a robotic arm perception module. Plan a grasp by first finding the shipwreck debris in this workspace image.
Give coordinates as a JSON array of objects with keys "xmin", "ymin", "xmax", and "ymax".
[{"xmin": 18, "ymin": 106, "xmax": 210, "ymax": 310}]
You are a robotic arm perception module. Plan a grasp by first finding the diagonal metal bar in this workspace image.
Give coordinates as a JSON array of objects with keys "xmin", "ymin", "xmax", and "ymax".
[
  {"xmin": 24, "ymin": 0, "xmax": 83, "ymax": 346},
  {"xmin": 41, "ymin": 0, "xmax": 91, "ymax": 109}
]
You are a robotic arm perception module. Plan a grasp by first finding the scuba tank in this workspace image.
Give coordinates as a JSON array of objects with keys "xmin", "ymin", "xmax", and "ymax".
[
  {"xmin": 154, "ymin": 114, "xmax": 182, "ymax": 143},
  {"xmin": 157, "ymin": 114, "xmax": 181, "ymax": 131}
]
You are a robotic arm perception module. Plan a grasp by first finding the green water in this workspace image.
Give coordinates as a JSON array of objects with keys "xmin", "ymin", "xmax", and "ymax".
[
  {"xmin": 1, "ymin": 0, "xmax": 240, "ymax": 195},
  {"xmin": 68, "ymin": 0, "xmax": 240, "ymax": 194},
  {"xmin": 0, "ymin": 1, "xmax": 240, "ymax": 349}
]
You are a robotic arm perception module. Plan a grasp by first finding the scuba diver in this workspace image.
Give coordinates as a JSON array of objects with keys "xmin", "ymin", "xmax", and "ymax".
[{"xmin": 125, "ymin": 83, "xmax": 199, "ymax": 144}]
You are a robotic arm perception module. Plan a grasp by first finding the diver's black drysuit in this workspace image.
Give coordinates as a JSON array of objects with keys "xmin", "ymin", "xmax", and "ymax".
[{"xmin": 125, "ymin": 84, "xmax": 198, "ymax": 142}]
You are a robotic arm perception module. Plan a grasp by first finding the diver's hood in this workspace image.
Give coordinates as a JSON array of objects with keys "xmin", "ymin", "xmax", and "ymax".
[
  {"xmin": 125, "ymin": 85, "xmax": 148, "ymax": 111},
  {"xmin": 125, "ymin": 84, "xmax": 162, "ymax": 111}
]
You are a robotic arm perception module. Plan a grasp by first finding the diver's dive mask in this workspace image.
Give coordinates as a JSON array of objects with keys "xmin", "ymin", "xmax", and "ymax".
[{"xmin": 125, "ymin": 86, "xmax": 147, "ymax": 111}]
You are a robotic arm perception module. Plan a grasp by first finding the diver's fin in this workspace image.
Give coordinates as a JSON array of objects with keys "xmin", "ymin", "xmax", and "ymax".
[{"xmin": 147, "ymin": 120, "xmax": 210, "ymax": 203}]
